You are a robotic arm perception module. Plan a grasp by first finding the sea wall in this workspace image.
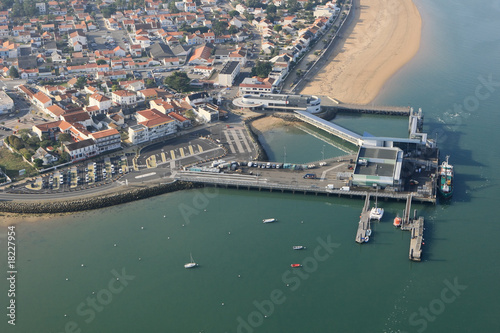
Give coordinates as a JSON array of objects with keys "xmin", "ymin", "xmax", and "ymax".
[
  {"xmin": 0, "ymin": 181, "xmax": 202, "ymax": 214},
  {"xmin": 244, "ymin": 115, "xmax": 269, "ymax": 161}
]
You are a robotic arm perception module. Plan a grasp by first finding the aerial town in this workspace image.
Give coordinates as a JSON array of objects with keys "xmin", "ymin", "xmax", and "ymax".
[{"xmin": 0, "ymin": 0, "xmax": 344, "ymax": 185}]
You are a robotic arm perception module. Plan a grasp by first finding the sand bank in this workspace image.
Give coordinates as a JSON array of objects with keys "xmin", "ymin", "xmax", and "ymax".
[
  {"xmin": 250, "ymin": 116, "xmax": 294, "ymax": 133},
  {"xmin": 301, "ymin": 0, "xmax": 422, "ymax": 104}
]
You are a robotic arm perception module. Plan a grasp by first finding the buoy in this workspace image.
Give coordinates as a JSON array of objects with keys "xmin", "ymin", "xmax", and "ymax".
[
  {"xmin": 64, "ymin": 314, "xmax": 67, "ymax": 317},
  {"xmin": 141, "ymin": 226, "xmax": 144, "ymax": 230},
  {"xmin": 182, "ymin": 224, "xmax": 185, "ymax": 227},
  {"xmin": 221, "ymin": 302, "xmax": 224, "ymax": 306},
  {"xmin": 167, "ymin": 237, "xmax": 170, "ymax": 239},
  {"xmin": 238, "ymin": 274, "xmax": 241, "ymax": 278},
  {"xmin": 204, "ymin": 209, "xmax": 207, "ymax": 212},
  {"xmin": 114, "ymin": 244, "xmax": 117, "ymax": 247},
  {"xmin": 65, "ymin": 278, "xmax": 69, "ymax": 281},
  {"xmin": 164, "ymin": 215, "xmax": 166, "ymax": 218},
  {"xmin": 116, "ymin": 278, "xmax": 119, "ymax": 281},
  {"xmin": 81, "ymin": 264, "xmax": 84, "ymax": 267},
  {"xmin": 139, "ymin": 258, "xmax": 142, "ymax": 261},
  {"xmin": 228, "ymin": 232, "xmax": 231, "ymax": 235}
]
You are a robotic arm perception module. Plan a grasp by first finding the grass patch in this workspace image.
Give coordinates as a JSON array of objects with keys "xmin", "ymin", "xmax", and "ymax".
[{"xmin": 0, "ymin": 147, "xmax": 38, "ymax": 180}]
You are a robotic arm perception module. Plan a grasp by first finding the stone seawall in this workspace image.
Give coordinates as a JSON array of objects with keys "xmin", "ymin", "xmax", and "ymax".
[
  {"xmin": 0, "ymin": 181, "xmax": 202, "ymax": 214},
  {"xmin": 244, "ymin": 115, "xmax": 269, "ymax": 161}
]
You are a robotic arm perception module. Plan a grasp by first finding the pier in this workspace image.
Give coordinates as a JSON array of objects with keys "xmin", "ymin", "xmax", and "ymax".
[
  {"xmin": 318, "ymin": 96, "xmax": 411, "ymax": 115},
  {"xmin": 400, "ymin": 194, "xmax": 425, "ymax": 261},
  {"xmin": 294, "ymin": 111, "xmax": 362, "ymax": 146},
  {"xmin": 355, "ymin": 193, "xmax": 372, "ymax": 243}
]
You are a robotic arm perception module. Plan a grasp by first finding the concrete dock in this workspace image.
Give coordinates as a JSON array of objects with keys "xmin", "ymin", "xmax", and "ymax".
[
  {"xmin": 355, "ymin": 193, "xmax": 372, "ymax": 244},
  {"xmin": 400, "ymin": 194, "xmax": 425, "ymax": 261},
  {"xmin": 409, "ymin": 217, "xmax": 424, "ymax": 261}
]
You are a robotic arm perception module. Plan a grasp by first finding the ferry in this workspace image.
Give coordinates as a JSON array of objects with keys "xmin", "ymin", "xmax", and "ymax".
[
  {"xmin": 393, "ymin": 215, "xmax": 402, "ymax": 227},
  {"xmin": 263, "ymin": 218, "xmax": 277, "ymax": 223},
  {"xmin": 438, "ymin": 156, "xmax": 454, "ymax": 199},
  {"xmin": 293, "ymin": 246, "xmax": 305, "ymax": 250},
  {"xmin": 291, "ymin": 264, "xmax": 302, "ymax": 268}
]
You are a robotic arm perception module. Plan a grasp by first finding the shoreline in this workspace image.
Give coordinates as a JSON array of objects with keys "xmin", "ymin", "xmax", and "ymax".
[{"xmin": 300, "ymin": 0, "xmax": 422, "ymax": 104}]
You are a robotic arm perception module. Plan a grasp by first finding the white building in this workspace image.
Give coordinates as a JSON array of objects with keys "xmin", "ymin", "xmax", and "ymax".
[
  {"xmin": 218, "ymin": 61, "xmax": 240, "ymax": 87},
  {"xmin": 112, "ymin": 90, "xmax": 137, "ymax": 106},
  {"xmin": 0, "ymin": 91, "xmax": 14, "ymax": 113},
  {"xmin": 233, "ymin": 94, "xmax": 321, "ymax": 113},
  {"xmin": 64, "ymin": 139, "xmax": 98, "ymax": 161}
]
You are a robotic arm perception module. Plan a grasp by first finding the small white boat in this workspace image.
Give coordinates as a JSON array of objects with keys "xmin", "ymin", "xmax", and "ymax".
[
  {"xmin": 364, "ymin": 236, "xmax": 370, "ymax": 243},
  {"xmin": 370, "ymin": 207, "xmax": 384, "ymax": 221},
  {"xmin": 369, "ymin": 192, "xmax": 384, "ymax": 221},
  {"xmin": 263, "ymin": 218, "xmax": 277, "ymax": 223},
  {"xmin": 293, "ymin": 246, "xmax": 306, "ymax": 250},
  {"xmin": 184, "ymin": 253, "xmax": 198, "ymax": 269},
  {"xmin": 366, "ymin": 229, "xmax": 372, "ymax": 237}
]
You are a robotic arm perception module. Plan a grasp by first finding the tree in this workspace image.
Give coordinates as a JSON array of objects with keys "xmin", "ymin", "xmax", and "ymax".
[
  {"xmin": 145, "ymin": 78, "xmax": 156, "ymax": 88},
  {"xmin": 7, "ymin": 135, "xmax": 24, "ymax": 150},
  {"xmin": 96, "ymin": 59, "xmax": 107, "ymax": 65},
  {"xmin": 101, "ymin": 4, "xmax": 117, "ymax": 18},
  {"xmin": 212, "ymin": 20, "xmax": 228, "ymax": 36},
  {"xmin": 34, "ymin": 158, "xmax": 43, "ymax": 168},
  {"xmin": 273, "ymin": 24, "xmax": 282, "ymax": 33},
  {"xmin": 184, "ymin": 109, "xmax": 196, "ymax": 121},
  {"xmin": 164, "ymin": 71, "xmax": 191, "ymax": 93},
  {"xmin": 251, "ymin": 61, "xmax": 272, "ymax": 78},
  {"xmin": 111, "ymin": 84, "xmax": 120, "ymax": 91},
  {"xmin": 74, "ymin": 76, "xmax": 86, "ymax": 89},
  {"xmin": 60, "ymin": 152, "xmax": 71, "ymax": 163},
  {"xmin": 9, "ymin": 66, "xmax": 19, "ymax": 78},
  {"xmin": 266, "ymin": 3, "xmax": 277, "ymax": 14},
  {"xmin": 58, "ymin": 133, "xmax": 72, "ymax": 143},
  {"xmin": 228, "ymin": 25, "xmax": 238, "ymax": 35},
  {"xmin": 228, "ymin": 10, "xmax": 240, "ymax": 18},
  {"xmin": 243, "ymin": 11, "xmax": 254, "ymax": 21}
]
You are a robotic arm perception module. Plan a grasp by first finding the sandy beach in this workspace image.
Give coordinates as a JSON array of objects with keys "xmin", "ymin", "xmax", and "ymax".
[{"xmin": 301, "ymin": 0, "xmax": 422, "ymax": 104}]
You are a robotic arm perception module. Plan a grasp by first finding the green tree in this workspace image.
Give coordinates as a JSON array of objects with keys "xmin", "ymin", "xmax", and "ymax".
[
  {"xmin": 60, "ymin": 152, "xmax": 71, "ymax": 163},
  {"xmin": 101, "ymin": 4, "xmax": 117, "ymax": 18},
  {"xmin": 111, "ymin": 84, "xmax": 120, "ymax": 91},
  {"xmin": 212, "ymin": 20, "xmax": 228, "ymax": 36},
  {"xmin": 168, "ymin": 1, "xmax": 180, "ymax": 13},
  {"xmin": 266, "ymin": 3, "xmax": 277, "ymax": 14},
  {"xmin": 251, "ymin": 61, "xmax": 272, "ymax": 78},
  {"xmin": 145, "ymin": 78, "xmax": 156, "ymax": 88},
  {"xmin": 228, "ymin": 10, "xmax": 240, "ymax": 17},
  {"xmin": 34, "ymin": 158, "xmax": 43, "ymax": 168},
  {"xmin": 58, "ymin": 133, "xmax": 72, "ymax": 143},
  {"xmin": 184, "ymin": 109, "xmax": 196, "ymax": 120},
  {"xmin": 74, "ymin": 76, "xmax": 86, "ymax": 89},
  {"xmin": 164, "ymin": 71, "xmax": 191, "ymax": 93},
  {"xmin": 228, "ymin": 25, "xmax": 238, "ymax": 35},
  {"xmin": 9, "ymin": 66, "xmax": 19, "ymax": 78},
  {"xmin": 243, "ymin": 11, "xmax": 254, "ymax": 21},
  {"xmin": 273, "ymin": 24, "xmax": 282, "ymax": 33},
  {"xmin": 96, "ymin": 59, "xmax": 107, "ymax": 65},
  {"xmin": 7, "ymin": 135, "xmax": 24, "ymax": 150}
]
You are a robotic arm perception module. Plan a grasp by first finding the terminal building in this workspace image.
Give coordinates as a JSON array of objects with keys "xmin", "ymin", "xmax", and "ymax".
[
  {"xmin": 233, "ymin": 93, "xmax": 321, "ymax": 113},
  {"xmin": 351, "ymin": 146, "xmax": 403, "ymax": 189}
]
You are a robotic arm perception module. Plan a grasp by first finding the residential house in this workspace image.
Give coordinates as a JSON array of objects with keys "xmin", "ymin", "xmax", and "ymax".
[{"xmin": 111, "ymin": 90, "xmax": 137, "ymax": 106}]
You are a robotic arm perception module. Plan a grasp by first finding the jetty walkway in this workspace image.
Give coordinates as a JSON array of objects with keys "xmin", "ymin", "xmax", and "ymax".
[{"xmin": 173, "ymin": 171, "xmax": 435, "ymax": 203}]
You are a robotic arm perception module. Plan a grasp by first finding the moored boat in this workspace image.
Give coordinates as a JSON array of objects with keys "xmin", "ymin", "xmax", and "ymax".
[
  {"xmin": 263, "ymin": 218, "xmax": 277, "ymax": 223},
  {"xmin": 438, "ymin": 156, "xmax": 454, "ymax": 199},
  {"xmin": 393, "ymin": 214, "xmax": 402, "ymax": 227},
  {"xmin": 293, "ymin": 246, "xmax": 305, "ymax": 250},
  {"xmin": 291, "ymin": 264, "xmax": 302, "ymax": 268}
]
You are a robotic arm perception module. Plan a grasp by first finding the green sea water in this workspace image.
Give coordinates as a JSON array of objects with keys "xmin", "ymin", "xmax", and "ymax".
[{"xmin": 2, "ymin": 0, "xmax": 500, "ymax": 332}]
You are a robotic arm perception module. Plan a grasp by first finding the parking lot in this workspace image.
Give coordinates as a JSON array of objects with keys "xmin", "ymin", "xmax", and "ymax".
[{"xmin": 22, "ymin": 155, "xmax": 129, "ymax": 193}]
